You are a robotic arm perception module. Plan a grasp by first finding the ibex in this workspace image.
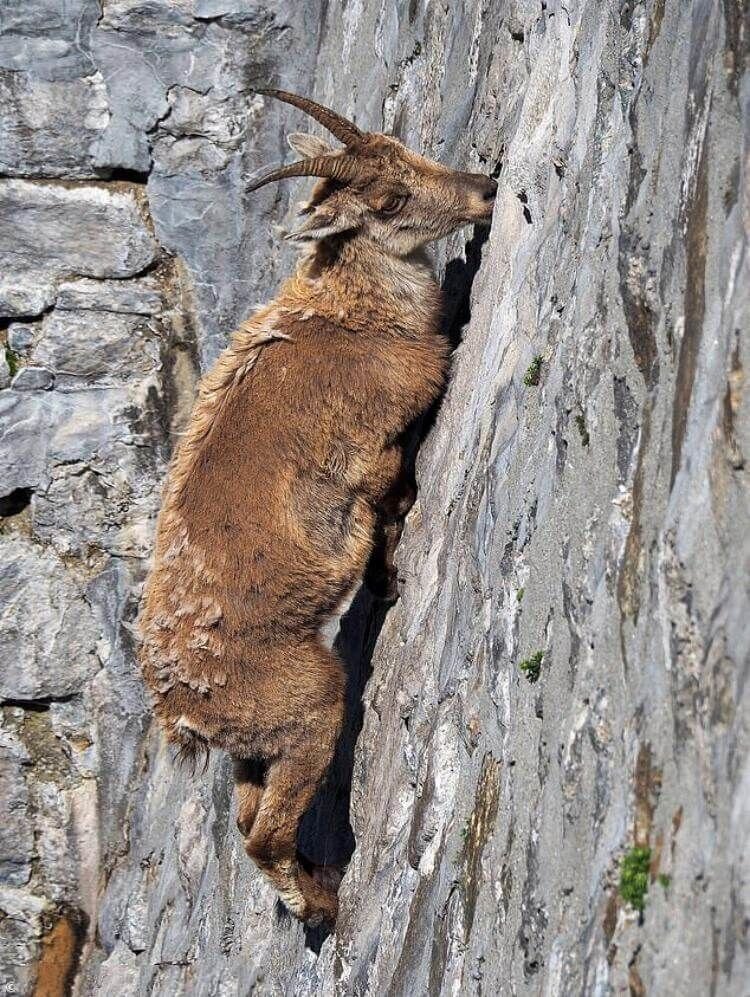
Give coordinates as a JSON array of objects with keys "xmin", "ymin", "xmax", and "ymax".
[{"xmin": 139, "ymin": 90, "xmax": 496, "ymax": 926}]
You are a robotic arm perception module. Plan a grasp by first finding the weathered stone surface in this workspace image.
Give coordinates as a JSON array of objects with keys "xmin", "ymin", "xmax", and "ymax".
[
  {"xmin": 0, "ymin": 1, "xmax": 747, "ymax": 995},
  {"xmin": 0, "ymin": 0, "xmax": 100, "ymax": 81},
  {"xmin": 0, "ymin": 279, "xmax": 56, "ymax": 319},
  {"xmin": 0, "ymin": 886, "xmax": 50, "ymax": 997},
  {"xmin": 6, "ymin": 322, "xmax": 37, "ymax": 355},
  {"xmin": 0, "ymin": 70, "xmax": 110, "ymax": 178},
  {"xmin": 0, "ymin": 728, "xmax": 33, "ymax": 886},
  {"xmin": 0, "ymin": 537, "xmax": 100, "ymax": 700},
  {"xmin": 10, "ymin": 366, "xmax": 55, "ymax": 391},
  {"xmin": 0, "ymin": 352, "xmax": 10, "ymax": 390},
  {"xmin": 0, "ymin": 181, "xmax": 158, "ymax": 323},
  {"xmin": 0, "ymin": 387, "xmax": 131, "ymax": 493},
  {"xmin": 31, "ymin": 310, "xmax": 161, "ymax": 384},
  {"xmin": 56, "ymin": 276, "xmax": 163, "ymax": 315}
]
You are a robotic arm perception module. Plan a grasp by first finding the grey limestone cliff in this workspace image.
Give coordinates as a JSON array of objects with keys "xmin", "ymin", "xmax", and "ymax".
[{"xmin": 0, "ymin": 1, "xmax": 748, "ymax": 995}]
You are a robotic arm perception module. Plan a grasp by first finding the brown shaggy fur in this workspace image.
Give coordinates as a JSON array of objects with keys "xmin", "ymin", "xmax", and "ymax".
[{"xmin": 139, "ymin": 92, "xmax": 496, "ymax": 927}]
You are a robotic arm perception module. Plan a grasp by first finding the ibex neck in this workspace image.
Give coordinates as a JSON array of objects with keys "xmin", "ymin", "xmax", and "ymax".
[{"xmin": 285, "ymin": 237, "xmax": 442, "ymax": 337}]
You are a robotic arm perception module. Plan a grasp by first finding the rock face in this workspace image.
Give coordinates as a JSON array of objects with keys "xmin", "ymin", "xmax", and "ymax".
[{"xmin": 0, "ymin": 2, "xmax": 747, "ymax": 995}]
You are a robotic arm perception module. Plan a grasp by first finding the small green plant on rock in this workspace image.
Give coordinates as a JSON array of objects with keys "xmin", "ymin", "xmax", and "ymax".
[
  {"xmin": 523, "ymin": 355, "xmax": 543, "ymax": 387},
  {"xmin": 516, "ymin": 586, "xmax": 525, "ymax": 602},
  {"xmin": 619, "ymin": 846, "xmax": 651, "ymax": 912},
  {"xmin": 4, "ymin": 344, "xmax": 19, "ymax": 378},
  {"xmin": 519, "ymin": 650, "xmax": 543, "ymax": 683}
]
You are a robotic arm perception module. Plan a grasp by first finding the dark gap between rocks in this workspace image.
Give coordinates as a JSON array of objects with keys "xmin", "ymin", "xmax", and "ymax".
[
  {"xmin": 517, "ymin": 190, "xmax": 532, "ymax": 224},
  {"xmin": 1, "ymin": 693, "xmax": 77, "ymax": 712},
  {"xmin": 0, "ymin": 487, "xmax": 32, "ymax": 518},
  {"xmin": 1, "ymin": 303, "xmax": 55, "ymax": 330},
  {"xmin": 94, "ymin": 166, "xmax": 151, "ymax": 184}
]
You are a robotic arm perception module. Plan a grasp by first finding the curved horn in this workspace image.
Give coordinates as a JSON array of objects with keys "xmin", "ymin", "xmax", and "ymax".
[
  {"xmin": 257, "ymin": 89, "xmax": 364, "ymax": 147},
  {"xmin": 246, "ymin": 154, "xmax": 363, "ymax": 192}
]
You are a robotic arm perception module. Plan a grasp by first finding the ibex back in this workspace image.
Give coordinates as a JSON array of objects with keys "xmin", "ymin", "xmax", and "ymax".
[{"xmin": 139, "ymin": 90, "xmax": 496, "ymax": 926}]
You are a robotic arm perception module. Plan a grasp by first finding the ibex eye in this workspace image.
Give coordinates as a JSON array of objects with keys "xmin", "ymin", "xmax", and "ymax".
[{"xmin": 380, "ymin": 194, "xmax": 406, "ymax": 215}]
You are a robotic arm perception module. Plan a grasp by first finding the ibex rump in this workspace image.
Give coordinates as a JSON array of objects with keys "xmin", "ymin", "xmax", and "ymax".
[{"xmin": 139, "ymin": 90, "xmax": 496, "ymax": 926}]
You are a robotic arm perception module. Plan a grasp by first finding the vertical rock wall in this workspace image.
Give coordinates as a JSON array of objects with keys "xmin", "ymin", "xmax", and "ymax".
[{"xmin": 0, "ymin": 2, "xmax": 748, "ymax": 995}]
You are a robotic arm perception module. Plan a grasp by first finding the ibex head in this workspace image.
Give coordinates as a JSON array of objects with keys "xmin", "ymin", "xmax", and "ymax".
[{"xmin": 249, "ymin": 90, "xmax": 497, "ymax": 255}]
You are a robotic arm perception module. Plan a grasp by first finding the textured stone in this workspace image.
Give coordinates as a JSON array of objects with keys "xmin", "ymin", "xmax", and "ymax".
[
  {"xmin": 6, "ymin": 323, "xmax": 37, "ymax": 355},
  {"xmin": 0, "ymin": 280, "xmax": 56, "ymax": 319},
  {"xmin": 10, "ymin": 366, "xmax": 55, "ymax": 391},
  {"xmin": 0, "ymin": 351, "xmax": 10, "ymax": 390},
  {"xmin": 0, "ymin": 70, "xmax": 109, "ymax": 178},
  {"xmin": 0, "ymin": 537, "xmax": 100, "ymax": 700},
  {"xmin": 0, "ymin": 387, "xmax": 131, "ymax": 494},
  {"xmin": 0, "ymin": 727, "xmax": 33, "ymax": 886},
  {"xmin": 0, "ymin": 886, "xmax": 50, "ymax": 997},
  {"xmin": 0, "ymin": 1, "xmax": 747, "ymax": 995},
  {"xmin": 56, "ymin": 276, "xmax": 163, "ymax": 315},
  {"xmin": 0, "ymin": 180, "xmax": 158, "ymax": 313},
  {"xmin": 30, "ymin": 310, "xmax": 161, "ymax": 384},
  {"xmin": 0, "ymin": 0, "xmax": 100, "ymax": 81}
]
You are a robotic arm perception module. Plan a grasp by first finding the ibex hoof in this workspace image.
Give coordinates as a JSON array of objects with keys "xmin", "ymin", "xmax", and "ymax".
[
  {"xmin": 311, "ymin": 863, "xmax": 345, "ymax": 892},
  {"xmin": 236, "ymin": 816, "xmax": 253, "ymax": 837},
  {"xmin": 366, "ymin": 570, "xmax": 399, "ymax": 603},
  {"xmin": 304, "ymin": 895, "xmax": 338, "ymax": 928}
]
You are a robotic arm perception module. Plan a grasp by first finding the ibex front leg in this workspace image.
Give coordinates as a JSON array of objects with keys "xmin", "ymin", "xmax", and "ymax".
[
  {"xmin": 233, "ymin": 757, "xmax": 265, "ymax": 837},
  {"xmin": 365, "ymin": 454, "xmax": 417, "ymax": 602}
]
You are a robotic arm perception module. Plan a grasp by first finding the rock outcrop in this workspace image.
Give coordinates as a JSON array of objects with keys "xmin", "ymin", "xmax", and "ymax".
[{"xmin": 0, "ymin": 2, "xmax": 747, "ymax": 994}]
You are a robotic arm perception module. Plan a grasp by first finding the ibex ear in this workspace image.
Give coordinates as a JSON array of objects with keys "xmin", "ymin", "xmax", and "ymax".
[
  {"xmin": 284, "ymin": 201, "xmax": 357, "ymax": 242},
  {"xmin": 287, "ymin": 132, "xmax": 336, "ymax": 158}
]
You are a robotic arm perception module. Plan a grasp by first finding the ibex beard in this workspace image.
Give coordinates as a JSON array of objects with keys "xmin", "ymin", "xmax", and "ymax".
[{"xmin": 139, "ymin": 89, "xmax": 496, "ymax": 927}]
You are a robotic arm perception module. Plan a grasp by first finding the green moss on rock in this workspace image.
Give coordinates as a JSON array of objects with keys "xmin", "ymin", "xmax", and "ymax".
[
  {"xmin": 523, "ymin": 355, "xmax": 543, "ymax": 387},
  {"xmin": 519, "ymin": 650, "xmax": 544, "ymax": 683},
  {"xmin": 5, "ymin": 344, "xmax": 19, "ymax": 378},
  {"xmin": 619, "ymin": 846, "xmax": 651, "ymax": 912}
]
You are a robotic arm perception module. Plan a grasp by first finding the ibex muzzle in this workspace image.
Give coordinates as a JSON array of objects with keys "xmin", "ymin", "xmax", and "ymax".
[
  {"xmin": 140, "ymin": 89, "xmax": 495, "ymax": 928},
  {"xmin": 454, "ymin": 170, "xmax": 498, "ymax": 219}
]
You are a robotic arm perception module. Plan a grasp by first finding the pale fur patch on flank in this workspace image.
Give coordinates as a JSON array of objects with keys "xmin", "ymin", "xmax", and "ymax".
[
  {"xmin": 168, "ymin": 714, "xmax": 210, "ymax": 770},
  {"xmin": 171, "ymin": 713, "xmax": 210, "ymax": 743},
  {"xmin": 140, "ymin": 503, "xmax": 232, "ymax": 700},
  {"xmin": 319, "ymin": 583, "xmax": 359, "ymax": 649}
]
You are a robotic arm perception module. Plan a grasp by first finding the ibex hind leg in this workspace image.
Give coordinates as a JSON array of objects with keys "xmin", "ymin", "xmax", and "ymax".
[
  {"xmin": 244, "ymin": 740, "xmax": 342, "ymax": 925},
  {"xmin": 242, "ymin": 643, "xmax": 345, "ymax": 925},
  {"xmin": 232, "ymin": 756, "xmax": 266, "ymax": 837}
]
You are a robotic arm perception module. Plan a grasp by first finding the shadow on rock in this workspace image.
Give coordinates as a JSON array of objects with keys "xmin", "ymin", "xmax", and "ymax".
[
  {"xmin": 442, "ymin": 224, "xmax": 491, "ymax": 348},
  {"xmin": 297, "ymin": 223, "xmax": 491, "ymax": 952}
]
